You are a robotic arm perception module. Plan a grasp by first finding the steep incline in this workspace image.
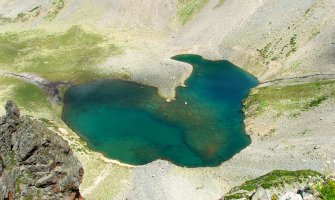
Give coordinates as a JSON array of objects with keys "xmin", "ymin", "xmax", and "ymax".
[
  {"xmin": 174, "ymin": 0, "xmax": 335, "ymax": 81},
  {"xmin": 0, "ymin": 101, "xmax": 83, "ymax": 200}
]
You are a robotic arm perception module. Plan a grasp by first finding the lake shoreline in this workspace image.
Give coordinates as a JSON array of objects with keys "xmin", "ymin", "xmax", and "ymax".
[{"xmin": 2, "ymin": 57, "xmax": 334, "ymax": 199}]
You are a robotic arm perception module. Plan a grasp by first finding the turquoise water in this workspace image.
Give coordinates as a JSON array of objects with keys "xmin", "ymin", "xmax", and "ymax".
[{"xmin": 62, "ymin": 55, "xmax": 259, "ymax": 167}]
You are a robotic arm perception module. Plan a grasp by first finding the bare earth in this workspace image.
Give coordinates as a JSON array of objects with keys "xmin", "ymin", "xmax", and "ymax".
[{"xmin": 1, "ymin": 0, "xmax": 335, "ymax": 199}]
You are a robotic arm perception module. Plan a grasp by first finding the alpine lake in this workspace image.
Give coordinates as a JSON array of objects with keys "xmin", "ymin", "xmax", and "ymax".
[{"xmin": 62, "ymin": 55, "xmax": 259, "ymax": 167}]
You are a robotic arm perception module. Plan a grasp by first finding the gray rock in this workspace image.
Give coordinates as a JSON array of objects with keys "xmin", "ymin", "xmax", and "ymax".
[
  {"xmin": 5, "ymin": 100, "xmax": 20, "ymax": 118},
  {"xmin": 251, "ymin": 188, "xmax": 271, "ymax": 200},
  {"xmin": 0, "ymin": 101, "xmax": 84, "ymax": 200}
]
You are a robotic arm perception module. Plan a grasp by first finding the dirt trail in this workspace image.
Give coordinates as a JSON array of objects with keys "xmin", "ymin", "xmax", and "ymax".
[{"xmin": 82, "ymin": 165, "xmax": 112, "ymax": 196}]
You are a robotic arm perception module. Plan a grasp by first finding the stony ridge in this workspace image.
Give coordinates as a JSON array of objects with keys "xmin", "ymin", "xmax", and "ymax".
[{"xmin": 0, "ymin": 101, "xmax": 83, "ymax": 200}]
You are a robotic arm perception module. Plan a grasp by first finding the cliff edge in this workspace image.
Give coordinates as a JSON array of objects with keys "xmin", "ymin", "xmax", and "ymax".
[{"xmin": 0, "ymin": 101, "xmax": 83, "ymax": 200}]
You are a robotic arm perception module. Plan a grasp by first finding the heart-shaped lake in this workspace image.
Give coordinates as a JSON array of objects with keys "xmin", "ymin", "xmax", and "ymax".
[{"xmin": 62, "ymin": 54, "xmax": 259, "ymax": 167}]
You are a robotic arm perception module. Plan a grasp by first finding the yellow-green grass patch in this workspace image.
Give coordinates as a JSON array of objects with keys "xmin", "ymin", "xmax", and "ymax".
[
  {"xmin": 0, "ymin": 25, "xmax": 122, "ymax": 84},
  {"xmin": 177, "ymin": 0, "xmax": 209, "ymax": 25},
  {"xmin": 243, "ymin": 80, "xmax": 335, "ymax": 117},
  {"xmin": 0, "ymin": 76, "xmax": 53, "ymax": 118}
]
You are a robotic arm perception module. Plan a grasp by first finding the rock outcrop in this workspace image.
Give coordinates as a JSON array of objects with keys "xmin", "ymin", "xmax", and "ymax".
[
  {"xmin": 220, "ymin": 170, "xmax": 332, "ymax": 200},
  {"xmin": 0, "ymin": 101, "xmax": 83, "ymax": 200}
]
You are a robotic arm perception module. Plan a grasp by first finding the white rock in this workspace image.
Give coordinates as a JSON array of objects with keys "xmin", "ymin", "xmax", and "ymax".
[
  {"xmin": 279, "ymin": 192, "xmax": 303, "ymax": 200},
  {"xmin": 251, "ymin": 188, "xmax": 271, "ymax": 200},
  {"xmin": 302, "ymin": 192, "xmax": 316, "ymax": 200}
]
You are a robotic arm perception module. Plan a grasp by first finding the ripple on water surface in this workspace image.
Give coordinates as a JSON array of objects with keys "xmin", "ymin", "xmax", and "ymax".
[{"xmin": 62, "ymin": 54, "xmax": 259, "ymax": 167}]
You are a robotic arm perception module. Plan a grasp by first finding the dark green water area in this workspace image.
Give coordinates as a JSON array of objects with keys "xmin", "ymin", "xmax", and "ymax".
[{"xmin": 62, "ymin": 54, "xmax": 259, "ymax": 167}]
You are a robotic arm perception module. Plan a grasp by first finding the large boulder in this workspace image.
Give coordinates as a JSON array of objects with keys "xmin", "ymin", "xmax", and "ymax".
[{"xmin": 0, "ymin": 101, "xmax": 83, "ymax": 200}]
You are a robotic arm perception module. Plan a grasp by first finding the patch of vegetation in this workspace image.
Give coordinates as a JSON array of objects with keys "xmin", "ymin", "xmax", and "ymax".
[
  {"xmin": 214, "ymin": 0, "xmax": 225, "ymax": 8},
  {"xmin": 269, "ymin": 128, "xmax": 276, "ymax": 135},
  {"xmin": 244, "ymin": 80, "xmax": 335, "ymax": 117},
  {"xmin": 304, "ymin": 8, "xmax": 311, "ymax": 17},
  {"xmin": 0, "ymin": 15, "xmax": 13, "ymax": 24},
  {"xmin": 257, "ymin": 42, "xmax": 273, "ymax": 60},
  {"xmin": 15, "ymin": 173, "xmax": 28, "ymax": 193},
  {"xmin": 44, "ymin": 0, "xmax": 65, "ymax": 21},
  {"xmin": 22, "ymin": 195, "xmax": 34, "ymax": 200},
  {"xmin": 6, "ymin": 151, "xmax": 17, "ymax": 170},
  {"xmin": 36, "ymin": 190, "xmax": 42, "ymax": 200},
  {"xmin": 317, "ymin": 178, "xmax": 335, "ymax": 200},
  {"xmin": 310, "ymin": 27, "xmax": 321, "ymax": 39},
  {"xmin": 0, "ymin": 26, "xmax": 122, "ymax": 83},
  {"xmin": 290, "ymin": 60, "xmax": 302, "ymax": 69},
  {"xmin": 225, "ymin": 170, "xmax": 322, "ymax": 199},
  {"xmin": 286, "ymin": 34, "xmax": 298, "ymax": 57},
  {"xmin": 257, "ymin": 33, "xmax": 299, "ymax": 64},
  {"xmin": 0, "ymin": 76, "xmax": 52, "ymax": 115},
  {"xmin": 177, "ymin": 0, "xmax": 209, "ymax": 25},
  {"xmin": 303, "ymin": 95, "xmax": 328, "ymax": 110}
]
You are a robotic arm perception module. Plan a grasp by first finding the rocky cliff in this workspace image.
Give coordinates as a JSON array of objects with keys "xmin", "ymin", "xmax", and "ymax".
[{"xmin": 0, "ymin": 101, "xmax": 83, "ymax": 200}]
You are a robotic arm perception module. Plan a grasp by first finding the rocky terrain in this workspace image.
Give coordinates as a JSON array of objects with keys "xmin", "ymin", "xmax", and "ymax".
[
  {"xmin": 221, "ymin": 170, "xmax": 335, "ymax": 200},
  {"xmin": 0, "ymin": 0, "xmax": 334, "ymax": 199},
  {"xmin": 0, "ymin": 101, "xmax": 83, "ymax": 200}
]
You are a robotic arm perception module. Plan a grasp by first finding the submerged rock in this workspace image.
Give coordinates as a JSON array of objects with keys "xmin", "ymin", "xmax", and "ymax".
[{"xmin": 0, "ymin": 101, "xmax": 83, "ymax": 200}]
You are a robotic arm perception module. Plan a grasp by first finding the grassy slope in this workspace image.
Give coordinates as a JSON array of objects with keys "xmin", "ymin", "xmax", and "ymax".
[
  {"xmin": 0, "ymin": 75, "xmax": 53, "ymax": 118},
  {"xmin": 0, "ymin": 25, "xmax": 125, "ymax": 123},
  {"xmin": 244, "ymin": 80, "xmax": 335, "ymax": 117},
  {"xmin": 177, "ymin": 0, "xmax": 209, "ymax": 25},
  {"xmin": 224, "ymin": 170, "xmax": 325, "ymax": 200},
  {"xmin": 0, "ymin": 26, "xmax": 122, "ymax": 83}
]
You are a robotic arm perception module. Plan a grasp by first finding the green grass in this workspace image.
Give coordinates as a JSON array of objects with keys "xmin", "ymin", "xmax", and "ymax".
[
  {"xmin": 0, "ymin": 76, "xmax": 52, "ymax": 115},
  {"xmin": 0, "ymin": 26, "xmax": 122, "ymax": 83},
  {"xmin": 225, "ymin": 170, "xmax": 322, "ymax": 199},
  {"xmin": 177, "ymin": 0, "xmax": 209, "ymax": 25},
  {"xmin": 244, "ymin": 80, "xmax": 335, "ymax": 116},
  {"xmin": 317, "ymin": 179, "xmax": 335, "ymax": 200}
]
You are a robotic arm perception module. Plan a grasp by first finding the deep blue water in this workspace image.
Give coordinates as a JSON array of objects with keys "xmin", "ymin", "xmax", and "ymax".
[{"xmin": 62, "ymin": 54, "xmax": 259, "ymax": 167}]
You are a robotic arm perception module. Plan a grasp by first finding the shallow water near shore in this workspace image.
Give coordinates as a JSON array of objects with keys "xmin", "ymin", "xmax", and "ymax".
[{"xmin": 62, "ymin": 54, "xmax": 259, "ymax": 167}]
